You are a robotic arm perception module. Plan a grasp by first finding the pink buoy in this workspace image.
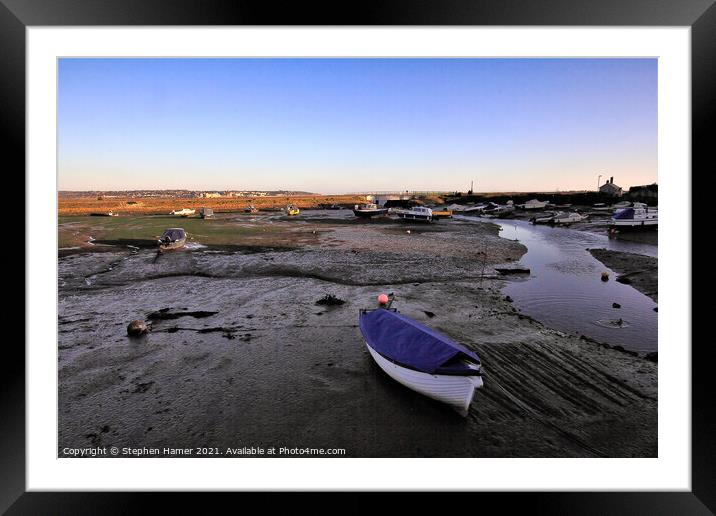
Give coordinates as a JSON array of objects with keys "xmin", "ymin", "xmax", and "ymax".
[{"xmin": 378, "ymin": 294, "xmax": 389, "ymax": 305}]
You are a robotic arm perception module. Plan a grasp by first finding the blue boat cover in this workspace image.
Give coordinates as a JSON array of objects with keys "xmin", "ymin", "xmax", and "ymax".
[
  {"xmin": 359, "ymin": 309, "xmax": 480, "ymax": 374},
  {"xmin": 613, "ymin": 208, "xmax": 634, "ymax": 220}
]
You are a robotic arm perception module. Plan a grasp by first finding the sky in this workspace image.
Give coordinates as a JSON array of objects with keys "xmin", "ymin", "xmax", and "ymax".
[{"xmin": 58, "ymin": 58, "xmax": 657, "ymax": 193}]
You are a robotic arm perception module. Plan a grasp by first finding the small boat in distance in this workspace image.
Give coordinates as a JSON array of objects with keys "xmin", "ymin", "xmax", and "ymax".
[
  {"xmin": 520, "ymin": 199, "xmax": 549, "ymax": 210},
  {"xmin": 285, "ymin": 204, "xmax": 300, "ymax": 216},
  {"xmin": 446, "ymin": 203, "xmax": 467, "ymax": 213},
  {"xmin": 90, "ymin": 211, "xmax": 118, "ymax": 217},
  {"xmin": 591, "ymin": 203, "xmax": 610, "ymax": 211},
  {"xmin": 610, "ymin": 202, "xmax": 657, "ymax": 229},
  {"xmin": 392, "ymin": 206, "xmax": 433, "ymax": 223},
  {"xmin": 170, "ymin": 208, "xmax": 196, "ymax": 217},
  {"xmin": 550, "ymin": 211, "xmax": 588, "ymax": 225},
  {"xmin": 529, "ymin": 211, "xmax": 558, "ymax": 224},
  {"xmin": 431, "ymin": 207, "xmax": 453, "ymax": 219},
  {"xmin": 199, "ymin": 207, "xmax": 214, "ymax": 219},
  {"xmin": 353, "ymin": 202, "xmax": 389, "ymax": 218},
  {"xmin": 158, "ymin": 228, "xmax": 187, "ymax": 251},
  {"xmin": 359, "ymin": 307, "xmax": 483, "ymax": 417},
  {"xmin": 448, "ymin": 203, "xmax": 488, "ymax": 214},
  {"xmin": 243, "ymin": 205, "xmax": 258, "ymax": 214},
  {"xmin": 482, "ymin": 201, "xmax": 515, "ymax": 218}
]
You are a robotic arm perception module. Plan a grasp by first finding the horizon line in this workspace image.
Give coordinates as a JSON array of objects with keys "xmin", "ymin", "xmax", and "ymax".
[{"xmin": 58, "ymin": 185, "xmax": 657, "ymax": 195}]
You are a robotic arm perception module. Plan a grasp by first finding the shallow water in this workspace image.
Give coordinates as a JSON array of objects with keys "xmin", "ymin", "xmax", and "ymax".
[{"xmin": 494, "ymin": 220, "xmax": 657, "ymax": 352}]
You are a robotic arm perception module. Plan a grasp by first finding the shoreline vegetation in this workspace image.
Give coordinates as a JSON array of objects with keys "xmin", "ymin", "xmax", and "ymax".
[
  {"xmin": 58, "ymin": 194, "xmax": 367, "ymax": 216},
  {"xmin": 58, "ymin": 211, "xmax": 657, "ymax": 457}
]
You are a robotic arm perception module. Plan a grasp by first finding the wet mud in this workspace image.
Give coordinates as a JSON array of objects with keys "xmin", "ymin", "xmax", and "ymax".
[{"xmin": 58, "ymin": 213, "xmax": 656, "ymax": 457}]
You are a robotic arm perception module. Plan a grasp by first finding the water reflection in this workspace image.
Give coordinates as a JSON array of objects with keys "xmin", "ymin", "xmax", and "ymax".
[{"xmin": 495, "ymin": 220, "xmax": 657, "ymax": 352}]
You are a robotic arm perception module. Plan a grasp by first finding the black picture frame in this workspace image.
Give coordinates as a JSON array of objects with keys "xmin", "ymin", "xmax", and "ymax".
[{"xmin": 3, "ymin": 0, "xmax": 713, "ymax": 513}]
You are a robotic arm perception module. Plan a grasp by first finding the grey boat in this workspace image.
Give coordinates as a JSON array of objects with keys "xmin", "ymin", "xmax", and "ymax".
[{"xmin": 158, "ymin": 228, "xmax": 187, "ymax": 251}]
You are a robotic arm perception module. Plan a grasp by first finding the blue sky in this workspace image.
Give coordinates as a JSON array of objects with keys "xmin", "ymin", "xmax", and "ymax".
[{"xmin": 58, "ymin": 58, "xmax": 657, "ymax": 193}]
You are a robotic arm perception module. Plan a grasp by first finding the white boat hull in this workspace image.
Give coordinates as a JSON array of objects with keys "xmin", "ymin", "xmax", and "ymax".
[
  {"xmin": 365, "ymin": 342, "xmax": 482, "ymax": 417},
  {"xmin": 611, "ymin": 218, "xmax": 658, "ymax": 227},
  {"xmin": 395, "ymin": 214, "xmax": 432, "ymax": 222},
  {"xmin": 553, "ymin": 216, "xmax": 587, "ymax": 225}
]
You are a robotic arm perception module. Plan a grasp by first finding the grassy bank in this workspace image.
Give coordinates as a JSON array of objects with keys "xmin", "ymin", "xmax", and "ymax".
[{"xmin": 58, "ymin": 194, "xmax": 366, "ymax": 216}]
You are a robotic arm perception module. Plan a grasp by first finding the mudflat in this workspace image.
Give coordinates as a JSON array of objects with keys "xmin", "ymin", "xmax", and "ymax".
[
  {"xmin": 589, "ymin": 249, "xmax": 658, "ymax": 302},
  {"xmin": 58, "ymin": 212, "xmax": 656, "ymax": 457}
]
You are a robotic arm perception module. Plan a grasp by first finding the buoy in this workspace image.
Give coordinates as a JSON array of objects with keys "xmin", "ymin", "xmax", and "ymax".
[
  {"xmin": 601, "ymin": 272, "xmax": 609, "ymax": 282},
  {"xmin": 378, "ymin": 293, "xmax": 389, "ymax": 306}
]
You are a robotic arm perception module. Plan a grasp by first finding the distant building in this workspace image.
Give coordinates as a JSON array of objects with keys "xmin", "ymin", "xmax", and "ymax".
[
  {"xmin": 373, "ymin": 194, "xmax": 403, "ymax": 206},
  {"xmin": 599, "ymin": 177, "xmax": 623, "ymax": 197},
  {"xmin": 628, "ymin": 183, "xmax": 658, "ymax": 198}
]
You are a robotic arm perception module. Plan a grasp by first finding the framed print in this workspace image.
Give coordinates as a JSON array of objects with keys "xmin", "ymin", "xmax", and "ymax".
[{"xmin": 3, "ymin": 0, "xmax": 714, "ymax": 513}]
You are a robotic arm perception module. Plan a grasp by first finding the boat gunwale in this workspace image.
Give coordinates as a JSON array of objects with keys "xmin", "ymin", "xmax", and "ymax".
[
  {"xmin": 368, "ymin": 343, "xmax": 482, "ymax": 377},
  {"xmin": 358, "ymin": 309, "xmax": 482, "ymax": 377}
]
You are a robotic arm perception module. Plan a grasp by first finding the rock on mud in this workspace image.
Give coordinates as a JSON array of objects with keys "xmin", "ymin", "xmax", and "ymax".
[
  {"xmin": 127, "ymin": 320, "xmax": 149, "ymax": 337},
  {"xmin": 316, "ymin": 294, "xmax": 346, "ymax": 306},
  {"xmin": 589, "ymin": 249, "xmax": 658, "ymax": 302}
]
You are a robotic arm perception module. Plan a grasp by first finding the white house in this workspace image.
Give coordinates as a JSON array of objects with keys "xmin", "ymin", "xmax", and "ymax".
[{"xmin": 599, "ymin": 177, "xmax": 623, "ymax": 197}]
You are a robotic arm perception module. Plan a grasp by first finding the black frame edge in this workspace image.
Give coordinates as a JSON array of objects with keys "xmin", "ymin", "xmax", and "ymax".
[
  {"xmin": 1, "ymin": 0, "xmax": 715, "ymax": 26},
  {"xmin": 0, "ymin": 1, "xmax": 26, "ymax": 514},
  {"xmin": 692, "ymin": 0, "xmax": 716, "ymax": 513},
  {"xmin": 5, "ymin": 0, "xmax": 715, "ymax": 513}
]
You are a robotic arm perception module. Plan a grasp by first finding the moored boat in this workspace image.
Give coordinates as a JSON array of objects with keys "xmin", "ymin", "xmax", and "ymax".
[
  {"xmin": 243, "ymin": 205, "xmax": 258, "ymax": 214},
  {"xmin": 529, "ymin": 211, "xmax": 557, "ymax": 224},
  {"xmin": 170, "ymin": 208, "xmax": 196, "ymax": 217},
  {"xmin": 446, "ymin": 203, "xmax": 486, "ymax": 214},
  {"xmin": 431, "ymin": 207, "xmax": 453, "ymax": 219},
  {"xmin": 520, "ymin": 199, "xmax": 549, "ymax": 210},
  {"xmin": 199, "ymin": 207, "xmax": 214, "ymax": 219},
  {"xmin": 446, "ymin": 203, "xmax": 467, "ymax": 213},
  {"xmin": 353, "ymin": 202, "xmax": 389, "ymax": 218},
  {"xmin": 610, "ymin": 202, "xmax": 657, "ymax": 229},
  {"xmin": 359, "ymin": 307, "xmax": 483, "ymax": 416},
  {"xmin": 285, "ymin": 204, "xmax": 300, "ymax": 216},
  {"xmin": 482, "ymin": 201, "xmax": 515, "ymax": 218},
  {"xmin": 158, "ymin": 228, "xmax": 187, "ymax": 251},
  {"xmin": 392, "ymin": 206, "xmax": 433, "ymax": 222},
  {"xmin": 550, "ymin": 211, "xmax": 588, "ymax": 225}
]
